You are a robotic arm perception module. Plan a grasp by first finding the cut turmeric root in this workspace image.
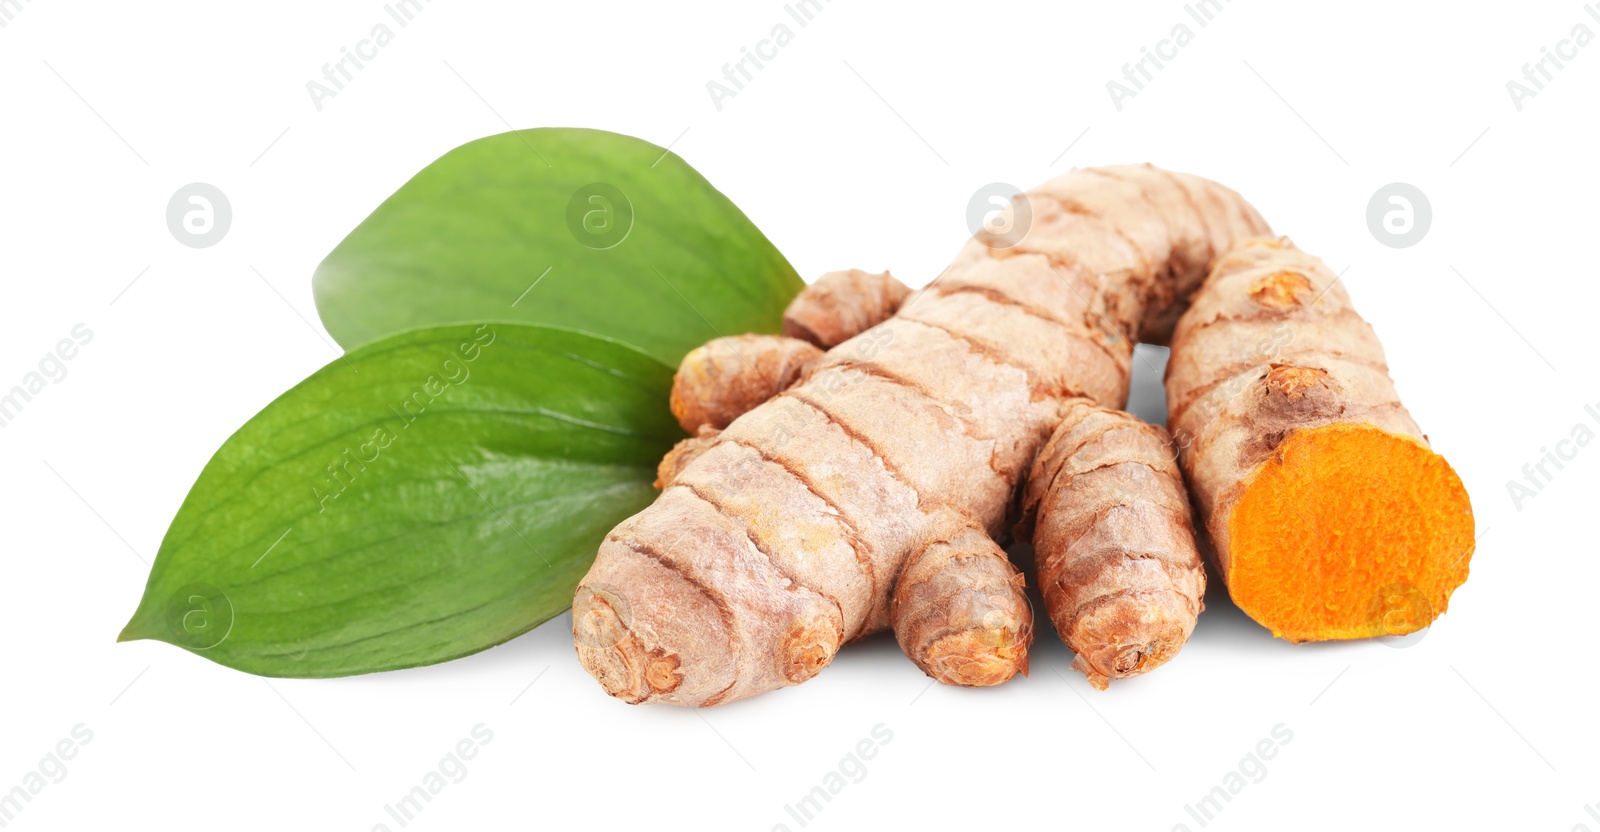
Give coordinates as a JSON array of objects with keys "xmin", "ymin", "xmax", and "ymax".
[
  {"xmin": 575, "ymin": 165, "xmax": 1268, "ymax": 705},
  {"xmin": 1166, "ymin": 239, "xmax": 1474, "ymax": 642},
  {"xmin": 575, "ymin": 169, "xmax": 1475, "ymax": 705}
]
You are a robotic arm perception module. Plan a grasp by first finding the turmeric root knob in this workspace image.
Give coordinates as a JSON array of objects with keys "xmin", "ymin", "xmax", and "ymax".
[
  {"xmin": 1022, "ymin": 401, "xmax": 1205, "ymax": 689},
  {"xmin": 781, "ymin": 613, "xmax": 842, "ymax": 684},
  {"xmin": 891, "ymin": 518, "xmax": 1033, "ymax": 687},
  {"xmin": 1264, "ymin": 364, "xmax": 1329, "ymax": 400},
  {"xmin": 1249, "ymin": 270, "xmax": 1313, "ymax": 309},
  {"xmin": 782, "ymin": 269, "xmax": 911, "ymax": 348},
  {"xmin": 1067, "ymin": 592, "xmax": 1196, "ymax": 691},
  {"xmin": 921, "ymin": 620, "xmax": 1030, "ymax": 687},
  {"xmin": 670, "ymin": 334, "xmax": 821, "ymax": 433},
  {"xmin": 655, "ymin": 427, "xmax": 720, "ymax": 489},
  {"xmin": 573, "ymin": 592, "xmax": 683, "ymax": 704}
]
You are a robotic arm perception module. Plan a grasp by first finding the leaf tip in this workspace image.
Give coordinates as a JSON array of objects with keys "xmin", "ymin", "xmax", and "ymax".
[
  {"xmin": 117, "ymin": 612, "xmax": 155, "ymax": 644},
  {"xmin": 117, "ymin": 595, "xmax": 171, "ymax": 646}
]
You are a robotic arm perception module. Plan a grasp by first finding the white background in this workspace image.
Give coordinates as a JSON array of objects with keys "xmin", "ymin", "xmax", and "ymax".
[{"xmin": 2, "ymin": 1, "xmax": 1596, "ymax": 829}]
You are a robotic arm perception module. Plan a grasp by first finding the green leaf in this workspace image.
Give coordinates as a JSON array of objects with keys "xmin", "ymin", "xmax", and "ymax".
[
  {"xmin": 119, "ymin": 323, "xmax": 681, "ymax": 677},
  {"xmin": 313, "ymin": 127, "xmax": 802, "ymax": 365}
]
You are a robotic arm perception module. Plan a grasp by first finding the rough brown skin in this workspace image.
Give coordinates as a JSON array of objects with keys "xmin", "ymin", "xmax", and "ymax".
[
  {"xmin": 1165, "ymin": 239, "xmax": 1474, "ymax": 642},
  {"xmin": 782, "ymin": 269, "xmax": 911, "ymax": 349},
  {"xmin": 669, "ymin": 334, "xmax": 821, "ymax": 433},
  {"xmin": 1019, "ymin": 401, "xmax": 1204, "ymax": 689},
  {"xmin": 663, "ymin": 313, "xmax": 1034, "ymax": 686},
  {"xmin": 891, "ymin": 513, "xmax": 1032, "ymax": 686},
  {"xmin": 656, "ymin": 427, "xmax": 720, "ymax": 490},
  {"xmin": 574, "ymin": 165, "xmax": 1269, "ymax": 706}
]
